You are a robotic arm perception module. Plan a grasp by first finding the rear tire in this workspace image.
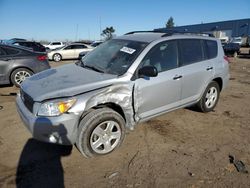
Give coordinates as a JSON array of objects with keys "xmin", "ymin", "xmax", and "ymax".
[
  {"xmin": 76, "ymin": 108, "xmax": 126, "ymax": 158},
  {"xmin": 197, "ymin": 81, "xmax": 220, "ymax": 112},
  {"xmin": 11, "ymin": 68, "xmax": 33, "ymax": 87}
]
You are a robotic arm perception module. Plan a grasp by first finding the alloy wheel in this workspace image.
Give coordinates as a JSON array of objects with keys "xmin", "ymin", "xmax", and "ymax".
[
  {"xmin": 14, "ymin": 71, "xmax": 31, "ymax": 85},
  {"xmin": 90, "ymin": 121, "xmax": 121, "ymax": 154},
  {"xmin": 205, "ymin": 86, "xmax": 218, "ymax": 108}
]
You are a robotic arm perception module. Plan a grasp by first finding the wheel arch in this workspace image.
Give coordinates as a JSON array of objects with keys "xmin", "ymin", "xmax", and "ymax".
[
  {"xmin": 80, "ymin": 102, "xmax": 126, "ymax": 124},
  {"xmin": 212, "ymin": 77, "xmax": 223, "ymax": 91}
]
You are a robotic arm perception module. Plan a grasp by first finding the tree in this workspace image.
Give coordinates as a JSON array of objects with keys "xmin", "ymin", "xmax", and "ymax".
[
  {"xmin": 166, "ymin": 16, "xmax": 174, "ymax": 28},
  {"xmin": 101, "ymin": 26, "xmax": 115, "ymax": 40}
]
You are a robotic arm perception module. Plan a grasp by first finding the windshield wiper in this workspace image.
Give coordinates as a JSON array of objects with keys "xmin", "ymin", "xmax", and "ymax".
[{"xmin": 82, "ymin": 63, "xmax": 105, "ymax": 73}]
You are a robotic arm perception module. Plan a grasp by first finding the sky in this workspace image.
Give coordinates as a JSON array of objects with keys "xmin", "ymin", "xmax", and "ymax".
[{"xmin": 0, "ymin": 0, "xmax": 249, "ymax": 41}]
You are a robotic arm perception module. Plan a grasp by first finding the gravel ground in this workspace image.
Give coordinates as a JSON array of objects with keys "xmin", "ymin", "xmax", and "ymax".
[{"xmin": 0, "ymin": 57, "xmax": 250, "ymax": 188}]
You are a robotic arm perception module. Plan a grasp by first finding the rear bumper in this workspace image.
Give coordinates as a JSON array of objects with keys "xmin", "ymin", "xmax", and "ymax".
[
  {"xmin": 16, "ymin": 95, "xmax": 80, "ymax": 145},
  {"xmin": 34, "ymin": 60, "xmax": 51, "ymax": 73}
]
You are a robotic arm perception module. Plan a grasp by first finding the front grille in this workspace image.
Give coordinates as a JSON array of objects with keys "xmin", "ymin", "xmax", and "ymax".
[{"xmin": 20, "ymin": 89, "xmax": 34, "ymax": 113}]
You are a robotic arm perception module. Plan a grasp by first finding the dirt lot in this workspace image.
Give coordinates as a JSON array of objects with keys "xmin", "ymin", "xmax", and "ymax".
[{"xmin": 0, "ymin": 57, "xmax": 250, "ymax": 188}]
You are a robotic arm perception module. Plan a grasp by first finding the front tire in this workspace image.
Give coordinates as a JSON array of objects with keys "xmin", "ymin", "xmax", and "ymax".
[
  {"xmin": 11, "ymin": 68, "xmax": 33, "ymax": 87},
  {"xmin": 197, "ymin": 81, "xmax": 220, "ymax": 112},
  {"xmin": 76, "ymin": 108, "xmax": 126, "ymax": 158},
  {"xmin": 53, "ymin": 53, "xmax": 62, "ymax": 62}
]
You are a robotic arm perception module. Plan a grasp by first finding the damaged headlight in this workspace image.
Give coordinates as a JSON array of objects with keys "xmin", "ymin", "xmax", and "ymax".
[{"xmin": 37, "ymin": 98, "xmax": 76, "ymax": 116}]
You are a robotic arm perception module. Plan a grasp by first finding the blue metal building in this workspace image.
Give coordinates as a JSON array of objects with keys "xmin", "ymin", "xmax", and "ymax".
[{"xmin": 155, "ymin": 19, "xmax": 250, "ymax": 38}]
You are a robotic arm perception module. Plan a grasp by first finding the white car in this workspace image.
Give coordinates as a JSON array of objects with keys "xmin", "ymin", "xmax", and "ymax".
[
  {"xmin": 48, "ymin": 43, "xmax": 93, "ymax": 62},
  {"xmin": 44, "ymin": 42, "xmax": 64, "ymax": 50},
  {"xmin": 91, "ymin": 41, "xmax": 103, "ymax": 47}
]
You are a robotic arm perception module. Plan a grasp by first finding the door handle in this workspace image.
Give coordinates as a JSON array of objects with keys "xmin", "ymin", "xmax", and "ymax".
[
  {"xmin": 173, "ymin": 75, "xmax": 183, "ymax": 80},
  {"xmin": 206, "ymin": 67, "xmax": 213, "ymax": 71}
]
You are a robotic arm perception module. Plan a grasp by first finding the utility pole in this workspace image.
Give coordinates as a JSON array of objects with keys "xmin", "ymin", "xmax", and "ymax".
[
  {"xmin": 99, "ymin": 17, "xmax": 102, "ymax": 40},
  {"xmin": 88, "ymin": 29, "xmax": 90, "ymax": 40},
  {"xmin": 75, "ymin": 24, "xmax": 79, "ymax": 41}
]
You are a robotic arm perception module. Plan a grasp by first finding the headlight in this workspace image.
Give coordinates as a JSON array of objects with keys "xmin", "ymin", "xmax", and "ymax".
[{"xmin": 37, "ymin": 98, "xmax": 76, "ymax": 116}]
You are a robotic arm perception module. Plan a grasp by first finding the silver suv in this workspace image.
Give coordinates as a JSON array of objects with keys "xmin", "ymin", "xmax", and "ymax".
[{"xmin": 16, "ymin": 32, "xmax": 229, "ymax": 157}]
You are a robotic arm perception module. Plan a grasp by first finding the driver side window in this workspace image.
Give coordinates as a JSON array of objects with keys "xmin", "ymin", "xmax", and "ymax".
[
  {"xmin": 65, "ymin": 45, "xmax": 73, "ymax": 50},
  {"xmin": 141, "ymin": 40, "xmax": 178, "ymax": 73}
]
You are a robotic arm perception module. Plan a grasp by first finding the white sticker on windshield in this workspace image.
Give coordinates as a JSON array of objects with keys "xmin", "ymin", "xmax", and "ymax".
[{"xmin": 120, "ymin": 46, "xmax": 136, "ymax": 54}]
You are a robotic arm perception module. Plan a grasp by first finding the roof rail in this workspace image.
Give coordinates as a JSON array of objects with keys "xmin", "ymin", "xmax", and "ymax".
[
  {"xmin": 124, "ymin": 30, "xmax": 163, "ymax": 35},
  {"xmin": 160, "ymin": 31, "xmax": 215, "ymax": 37},
  {"xmin": 125, "ymin": 30, "xmax": 214, "ymax": 37}
]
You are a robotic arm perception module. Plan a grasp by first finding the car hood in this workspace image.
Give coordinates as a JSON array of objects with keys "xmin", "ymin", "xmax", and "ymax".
[{"xmin": 21, "ymin": 63, "xmax": 117, "ymax": 101}]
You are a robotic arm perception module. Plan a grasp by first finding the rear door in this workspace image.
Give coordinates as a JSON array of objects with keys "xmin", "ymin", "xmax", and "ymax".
[
  {"xmin": 178, "ymin": 39, "xmax": 215, "ymax": 104},
  {"xmin": 72, "ymin": 44, "xmax": 87, "ymax": 58},
  {"xmin": 0, "ymin": 47, "xmax": 17, "ymax": 84}
]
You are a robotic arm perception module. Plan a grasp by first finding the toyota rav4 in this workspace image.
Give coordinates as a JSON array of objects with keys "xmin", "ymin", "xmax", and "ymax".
[{"xmin": 16, "ymin": 31, "xmax": 230, "ymax": 157}]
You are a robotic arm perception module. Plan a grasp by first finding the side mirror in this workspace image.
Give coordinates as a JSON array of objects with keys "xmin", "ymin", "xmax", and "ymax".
[{"xmin": 138, "ymin": 66, "xmax": 158, "ymax": 78}]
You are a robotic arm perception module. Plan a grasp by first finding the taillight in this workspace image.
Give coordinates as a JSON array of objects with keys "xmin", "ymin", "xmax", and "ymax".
[
  {"xmin": 224, "ymin": 56, "xmax": 230, "ymax": 63},
  {"xmin": 37, "ymin": 55, "xmax": 47, "ymax": 61}
]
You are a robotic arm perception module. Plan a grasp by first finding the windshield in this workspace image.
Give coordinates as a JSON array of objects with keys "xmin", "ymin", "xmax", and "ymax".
[{"xmin": 81, "ymin": 39, "xmax": 148, "ymax": 75}]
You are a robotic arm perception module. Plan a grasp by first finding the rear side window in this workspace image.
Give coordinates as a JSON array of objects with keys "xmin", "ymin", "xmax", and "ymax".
[
  {"xmin": 64, "ymin": 45, "xmax": 73, "ymax": 50},
  {"xmin": 178, "ymin": 39, "xmax": 203, "ymax": 66},
  {"xmin": 204, "ymin": 40, "xmax": 217, "ymax": 59},
  {"xmin": 3, "ymin": 47, "xmax": 20, "ymax": 55}
]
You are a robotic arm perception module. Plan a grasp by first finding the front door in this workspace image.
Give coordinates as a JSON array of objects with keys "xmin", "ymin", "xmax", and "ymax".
[
  {"xmin": 134, "ymin": 40, "xmax": 182, "ymax": 120},
  {"xmin": 63, "ymin": 45, "xmax": 75, "ymax": 59}
]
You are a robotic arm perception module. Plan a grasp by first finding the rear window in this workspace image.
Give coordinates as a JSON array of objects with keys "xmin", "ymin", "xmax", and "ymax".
[
  {"xmin": 204, "ymin": 40, "xmax": 217, "ymax": 59},
  {"xmin": 178, "ymin": 39, "xmax": 203, "ymax": 66}
]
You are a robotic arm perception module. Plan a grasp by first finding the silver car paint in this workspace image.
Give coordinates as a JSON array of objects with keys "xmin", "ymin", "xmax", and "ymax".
[
  {"xmin": 21, "ymin": 64, "xmax": 117, "ymax": 101},
  {"xmin": 16, "ymin": 34, "xmax": 229, "ymax": 145}
]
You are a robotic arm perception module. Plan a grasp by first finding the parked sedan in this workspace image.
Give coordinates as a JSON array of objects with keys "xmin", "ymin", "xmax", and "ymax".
[
  {"xmin": 48, "ymin": 43, "xmax": 93, "ymax": 62},
  {"xmin": 0, "ymin": 44, "xmax": 50, "ymax": 87},
  {"xmin": 78, "ymin": 50, "xmax": 91, "ymax": 60},
  {"xmin": 91, "ymin": 41, "xmax": 103, "ymax": 47},
  {"xmin": 78, "ymin": 41, "xmax": 104, "ymax": 60}
]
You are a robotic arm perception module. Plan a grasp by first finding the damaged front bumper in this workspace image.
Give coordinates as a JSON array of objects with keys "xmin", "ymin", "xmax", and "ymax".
[{"xmin": 16, "ymin": 95, "xmax": 80, "ymax": 145}]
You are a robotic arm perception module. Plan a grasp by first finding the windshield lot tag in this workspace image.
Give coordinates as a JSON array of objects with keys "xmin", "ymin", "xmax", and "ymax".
[{"xmin": 120, "ymin": 47, "xmax": 136, "ymax": 54}]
